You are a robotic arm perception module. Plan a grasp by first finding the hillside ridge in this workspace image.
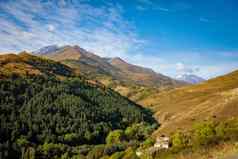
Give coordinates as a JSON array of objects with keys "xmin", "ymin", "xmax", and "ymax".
[{"xmin": 140, "ymin": 69, "xmax": 238, "ymax": 135}]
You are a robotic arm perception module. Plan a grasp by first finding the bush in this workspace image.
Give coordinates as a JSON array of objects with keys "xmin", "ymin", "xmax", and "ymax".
[
  {"xmin": 192, "ymin": 122, "xmax": 217, "ymax": 146},
  {"xmin": 122, "ymin": 147, "xmax": 139, "ymax": 159},
  {"xmin": 171, "ymin": 132, "xmax": 189, "ymax": 151},
  {"xmin": 141, "ymin": 138, "xmax": 155, "ymax": 149},
  {"xmin": 221, "ymin": 119, "xmax": 238, "ymax": 140},
  {"xmin": 39, "ymin": 142, "xmax": 67, "ymax": 158},
  {"xmin": 16, "ymin": 136, "xmax": 29, "ymax": 147},
  {"xmin": 72, "ymin": 145, "xmax": 93, "ymax": 156},
  {"xmin": 64, "ymin": 133, "xmax": 78, "ymax": 145},
  {"xmin": 109, "ymin": 151, "xmax": 125, "ymax": 159},
  {"xmin": 125, "ymin": 123, "xmax": 156, "ymax": 141},
  {"xmin": 104, "ymin": 143, "xmax": 126, "ymax": 156},
  {"xmin": 106, "ymin": 130, "xmax": 125, "ymax": 144},
  {"xmin": 87, "ymin": 145, "xmax": 105, "ymax": 159}
]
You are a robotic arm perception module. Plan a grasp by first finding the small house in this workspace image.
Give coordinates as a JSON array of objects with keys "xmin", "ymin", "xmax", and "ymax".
[{"xmin": 154, "ymin": 135, "xmax": 170, "ymax": 149}]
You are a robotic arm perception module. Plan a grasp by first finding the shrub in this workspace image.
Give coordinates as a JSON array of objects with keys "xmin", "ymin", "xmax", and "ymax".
[
  {"xmin": 141, "ymin": 138, "xmax": 155, "ymax": 149},
  {"xmin": 106, "ymin": 130, "xmax": 125, "ymax": 144},
  {"xmin": 104, "ymin": 143, "xmax": 126, "ymax": 156},
  {"xmin": 125, "ymin": 123, "xmax": 155, "ymax": 141},
  {"xmin": 16, "ymin": 136, "xmax": 29, "ymax": 147},
  {"xmin": 87, "ymin": 145, "xmax": 105, "ymax": 159},
  {"xmin": 64, "ymin": 133, "xmax": 78, "ymax": 145},
  {"xmin": 110, "ymin": 151, "xmax": 125, "ymax": 159},
  {"xmin": 122, "ymin": 147, "xmax": 139, "ymax": 159},
  {"xmin": 192, "ymin": 122, "xmax": 217, "ymax": 146},
  {"xmin": 40, "ymin": 142, "xmax": 66, "ymax": 157},
  {"xmin": 171, "ymin": 132, "xmax": 189, "ymax": 151}
]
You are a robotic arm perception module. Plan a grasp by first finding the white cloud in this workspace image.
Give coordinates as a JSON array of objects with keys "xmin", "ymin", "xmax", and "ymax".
[
  {"xmin": 136, "ymin": 0, "xmax": 170, "ymax": 12},
  {"xmin": 0, "ymin": 0, "xmax": 143, "ymax": 58},
  {"xmin": 0, "ymin": 0, "xmax": 237, "ymax": 79},
  {"xmin": 47, "ymin": 25, "xmax": 55, "ymax": 32},
  {"xmin": 176, "ymin": 62, "xmax": 199, "ymax": 75}
]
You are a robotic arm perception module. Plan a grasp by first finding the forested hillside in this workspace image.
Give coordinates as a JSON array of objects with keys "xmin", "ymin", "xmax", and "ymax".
[{"xmin": 0, "ymin": 53, "xmax": 158, "ymax": 159}]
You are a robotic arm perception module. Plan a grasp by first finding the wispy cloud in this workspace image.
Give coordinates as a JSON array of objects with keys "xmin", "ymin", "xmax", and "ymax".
[
  {"xmin": 199, "ymin": 17, "xmax": 213, "ymax": 23},
  {"xmin": 137, "ymin": 0, "xmax": 153, "ymax": 5},
  {"xmin": 0, "ymin": 0, "xmax": 144, "ymax": 57},
  {"xmin": 156, "ymin": 7, "xmax": 170, "ymax": 12},
  {"xmin": 176, "ymin": 62, "xmax": 200, "ymax": 75},
  {"xmin": 136, "ymin": 0, "xmax": 170, "ymax": 12}
]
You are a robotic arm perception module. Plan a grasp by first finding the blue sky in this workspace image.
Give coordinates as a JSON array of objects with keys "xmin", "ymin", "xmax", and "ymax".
[{"xmin": 0, "ymin": 0, "xmax": 238, "ymax": 79}]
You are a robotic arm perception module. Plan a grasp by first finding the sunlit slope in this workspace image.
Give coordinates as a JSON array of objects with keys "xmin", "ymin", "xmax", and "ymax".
[
  {"xmin": 0, "ymin": 52, "xmax": 74, "ymax": 78},
  {"xmin": 34, "ymin": 45, "xmax": 186, "ymax": 102},
  {"xmin": 140, "ymin": 70, "xmax": 238, "ymax": 134}
]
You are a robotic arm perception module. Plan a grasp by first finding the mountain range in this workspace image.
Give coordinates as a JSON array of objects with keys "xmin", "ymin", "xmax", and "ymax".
[
  {"xmin": 5, "ymin": 45, "xmax": 238, "ymax": 138},
  {"xmin": 176, "ymin": 74, "xmax": 205, "ymax": 84},
  {"xmin": 1, "ymin": 46, "xmax": 238, "ymax": 159},
  {"xmin": 33, "ymin": 45, "xmax": 186, "ymax": 101}
]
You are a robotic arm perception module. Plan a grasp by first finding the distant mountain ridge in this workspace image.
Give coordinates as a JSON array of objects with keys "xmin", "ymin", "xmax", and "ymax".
[
  {"xmin": 33, "ymin": 45, "xmax": 60, "ymax": 55},
  {"xmin": 176, "ymin": 74, "xmax": 205, "ymax": 84}
]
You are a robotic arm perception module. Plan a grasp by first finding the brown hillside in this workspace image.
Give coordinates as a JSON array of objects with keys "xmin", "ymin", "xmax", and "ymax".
[
  {"xmin": 35, "ymin": 45, "xmax": 186, "ymax": 102},
  {"xmin": 109, "ymin": 57, "xmax": 184, "ymax": 87},
  {"xmin": 140, "ymin": 70, "xmax": 238, "ymax": 135},
  {"xmin": 0, "ymin": 52, "xmax": 74, "ymax": 79}
]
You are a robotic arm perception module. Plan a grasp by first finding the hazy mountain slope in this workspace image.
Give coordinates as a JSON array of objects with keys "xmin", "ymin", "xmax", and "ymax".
[
  {"xmin": 109, "ymin": 57, "xmax": 183, "ymax": 87},
  {"xmin": 140, "ymin": 70, "xmax": 238, "ymax": 134},
  {"xmin": 34, "ymin": 45, "xmax": 186, "ymax": 102},
  {"xmin": 33, "ymin": 45, "xmax": 60, "ymax": 55},
  {"xmin": 176, "ymin": 74, "xmax": 205, "ymax": 84}
]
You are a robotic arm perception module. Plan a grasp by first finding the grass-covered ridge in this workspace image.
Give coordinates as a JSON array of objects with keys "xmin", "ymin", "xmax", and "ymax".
[
  {"xmin": 140, "ymin": 69, "xmax": 238, "ymax": 135},
  {"xmin": 0, "ymin": 52, "xmax": 74, "ymax": 78}
]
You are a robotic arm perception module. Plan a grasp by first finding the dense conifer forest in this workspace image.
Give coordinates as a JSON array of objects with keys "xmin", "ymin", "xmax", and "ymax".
[{"xmin": 0, "ymin": 75, "xmax": 157, "ymax": 158}]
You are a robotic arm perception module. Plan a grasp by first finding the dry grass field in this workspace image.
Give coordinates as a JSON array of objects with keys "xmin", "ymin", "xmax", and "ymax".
[{"xmin": 139, "ymin": 70, "xmax": 238, "ymax": 135}]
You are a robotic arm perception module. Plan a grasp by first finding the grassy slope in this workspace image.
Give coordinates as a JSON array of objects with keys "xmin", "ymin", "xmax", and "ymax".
[
  {"xmin": 0, "ymin": 52, "xmax": 74, "ymax": 79},
  {"xmin": 155, "ymin": 142, "xmax": 238, "ymax": 159},
  {"xmin": 139, "ymin": 70, "xmax": 238, "ymax": 135}
]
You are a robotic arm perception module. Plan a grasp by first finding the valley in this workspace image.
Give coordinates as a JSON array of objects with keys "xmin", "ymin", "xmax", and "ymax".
[
  {"xmin": 1, "ymin": 48, "xmax": 238, "ymax": 159},
  {"xmin": 1, "ymin": 0, "xmax": 238, "ymax": 158}
]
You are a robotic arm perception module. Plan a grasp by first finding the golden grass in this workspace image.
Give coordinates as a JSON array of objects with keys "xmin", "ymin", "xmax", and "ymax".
[
  {"xmin": 139, "ymin": 70, "xmax": 238, "ymax": 135},
  {"xmin": 0, "ymin": 52, "xmax": 74, "ymax": 79},
  {"xmin": 172, "ymin": 142, "xmax": 238, "ymax": 159}
]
